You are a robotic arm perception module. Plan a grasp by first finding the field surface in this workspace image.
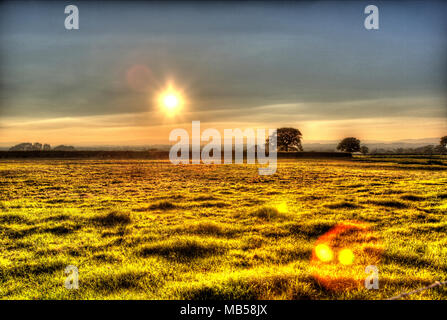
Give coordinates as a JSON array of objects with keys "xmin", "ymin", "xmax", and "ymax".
[{"xmin": 1, "ymin": 158, "xmax": 447, "ymax": 299}]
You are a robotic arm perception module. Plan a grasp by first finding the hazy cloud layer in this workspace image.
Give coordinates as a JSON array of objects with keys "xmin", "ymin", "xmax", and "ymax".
[{"xmin": 0, "ymin": 1, "xmax": 446, "ymax": 144}]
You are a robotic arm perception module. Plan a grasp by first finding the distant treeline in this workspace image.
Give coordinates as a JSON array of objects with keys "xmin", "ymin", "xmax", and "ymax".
[
  {"xmin": 0, "ymin": 150, "xmax": 352, "ymax": 159},
  {"xmin": 8, "ymin": 142, "xmax": 75, "ymax": 151},
  {"xmin": 369, "ymin": 145, "xmax": 446, "ymax": 155}
]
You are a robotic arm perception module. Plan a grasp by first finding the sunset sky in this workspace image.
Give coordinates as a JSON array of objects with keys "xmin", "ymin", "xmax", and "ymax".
[{"xmin": 0, "ymin": 1, "xmax": 446, "ymax": 146}]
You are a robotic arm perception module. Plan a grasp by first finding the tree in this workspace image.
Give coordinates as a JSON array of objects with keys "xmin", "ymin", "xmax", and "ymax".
[
  {"xmin": 441, "ymin": 136, "xmax": 447, "ymax": 149},
  {"xmin": 274, "ymin": 127, "xmax": 303, "ymax": 152},
  {"xmin": 337, "ymin": 137, "xmax": 361, "ymax": 153},
  {"xmin": 360, "ymin": 145, "xmax": 369, "ymax": 155}
]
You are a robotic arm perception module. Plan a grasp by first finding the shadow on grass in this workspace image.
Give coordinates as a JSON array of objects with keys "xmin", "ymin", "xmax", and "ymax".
[
  {"xmin": 181, "ymin": 274, "xmax": 317, "ymax": 300},
  {"xmin": 383, "ymin": 251, "xmax": 447, "ymax": 272},
  {"xmin": 87, "ymin": 271, "xmax": 148, "ymax": 292},
  {"xmin": 0, "ymin": 261, "xmax": 66, "ymax": 278},
  {"xmin": 0, "ymin": 214, "xmax": 29, "ymax": 224},
  {"xmin": 2, "ymin": 226, "xmax": 40, "ymax": 239},
  {"xmin": 3, "ymin": 222, "xmax": 82, "ymax": 238},
  {"xmin": 42, "ymin": 224, "xmax": 81, "ymax": 235},
  {"xmin": 287, "ymin": 221, "xmax": 335, "ymax": 240},
  {"xmin": 43, "ymin": 214, "xmax": 71, "ymax": 222},
  {"xmin": 325, "ymin": 201, "xmax": 362, "ymax": 209},
  {"xmin": 367, "ymin": 200, "xmax": 409, "ymax": 209},
  {"xmin": 401, "ymin": 194, "xmax": 426, "ymax": 201},
  {"xmin": 90, "ymin": 211, "xmax": 131, "ymax": 227},
  {"xmin": 177, "ymin": 222, "xmax": 238, "ymax": 237},
  {"xmin": 192, "ymin": 195, "xmax": 220, "ymax": 201},
  {"xmin": 194, "ymin": 201, "xmax": 229, "ymax": 208},
  {"xmin": 139, "ymin": 239, "xmax": 226, "ymax": 261}
]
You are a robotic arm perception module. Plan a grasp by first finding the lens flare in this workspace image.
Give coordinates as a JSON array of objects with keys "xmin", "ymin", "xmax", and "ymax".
[
  {"xmin": 126, "ymin": 64, "xmax": 153, "ymax": 92},
  {"xmin": 310, "ymin": 221, "xmax": 383, "ymax": 292},
  {"xmin": 338, "ymin": 248, "xmax": 355, "ymax": 265},
  {"xmin": 315, "ymin": 244, "xmax": 333, "ymax": 262}
]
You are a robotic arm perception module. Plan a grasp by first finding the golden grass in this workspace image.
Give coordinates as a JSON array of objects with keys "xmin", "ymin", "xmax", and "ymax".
[{"xmin": 0, "ymin": 157, "xmax": 446, "ymax": 299}]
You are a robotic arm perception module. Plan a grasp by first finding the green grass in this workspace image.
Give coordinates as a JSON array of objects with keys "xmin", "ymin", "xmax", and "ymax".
[{"xmin": 0, "ymin": 157, "xmax": 447, "ymax": 299}]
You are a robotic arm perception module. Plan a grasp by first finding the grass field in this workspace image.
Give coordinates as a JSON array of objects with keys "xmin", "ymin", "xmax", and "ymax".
[{"xmin": 1, "ymin": 157, "xmax": 447, "ymax": 299}]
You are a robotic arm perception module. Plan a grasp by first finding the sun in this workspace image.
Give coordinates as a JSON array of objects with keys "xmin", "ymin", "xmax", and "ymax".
[
  {"xmin": 158, "ymin": 88, "xmax": 183, "ymax": 116},
  {"xmin": 163, "ymin": 94, "xmax": 179, "ymax": 109}
]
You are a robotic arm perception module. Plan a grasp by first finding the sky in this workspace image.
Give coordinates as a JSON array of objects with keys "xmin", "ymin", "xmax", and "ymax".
[{"xmin": 0, "ymin": 0, "xmax": 446, "ymax": 146}]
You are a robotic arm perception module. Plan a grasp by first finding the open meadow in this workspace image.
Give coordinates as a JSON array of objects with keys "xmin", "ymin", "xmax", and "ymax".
[{"xmin": 1, "ymin": 157, "xmax": 447, "ymax": 299}]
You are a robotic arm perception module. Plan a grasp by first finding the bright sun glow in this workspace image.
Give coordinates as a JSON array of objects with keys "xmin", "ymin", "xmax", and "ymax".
[
  {"xmin": 315, "ymin": 244, "xmax": 333, "ymax": 262},
  {"xmin": 163, "ymin": 94, "xmax": 179, "ymax": 109},
  {"xmin": 158, "ymin": 88, "xmax": 183, "ymax": 116},
  {"xmin": 338, "ymin": 248, "xmax": 355, "ymax": 265}
]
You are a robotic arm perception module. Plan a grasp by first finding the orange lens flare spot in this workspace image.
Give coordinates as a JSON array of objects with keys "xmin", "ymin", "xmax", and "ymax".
[
  {"xmin": 315, "ymin": 244, "xmax": 333, "ymax": 262},
  {"xmin": 310, "ymin": 221, "xmax": 383, "ymax": 292},
  {"xmin": 338, "ymin": 248, "xmax": 355, "ymax": 265}
]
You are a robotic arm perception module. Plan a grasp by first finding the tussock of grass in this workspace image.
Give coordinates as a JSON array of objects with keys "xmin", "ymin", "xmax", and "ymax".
[
  {"xmin": 251, "ymin": 207, "xmax": 288, "ymax": 220},
  {"xmin": 90, "ymin": 211, "xmax": 131, "ymax": 227},
  {"xmin": 183, "ymin": 222, "xmax": 224, "ymax": 235},
  {"xmin": 139, "ymin": 238, "xmax": 225, "ymax": 260}
]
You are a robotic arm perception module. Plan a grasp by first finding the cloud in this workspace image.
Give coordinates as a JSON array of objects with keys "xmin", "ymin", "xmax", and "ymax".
[{"xmin": 0, "ymin": 1, "xmax": 446, "ymax": 145}]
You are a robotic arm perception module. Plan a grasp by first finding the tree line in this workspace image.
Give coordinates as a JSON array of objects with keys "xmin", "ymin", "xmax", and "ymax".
[
  {"xmin": 272, "ymin": 128, "xmax": 447, "ymax": 155},
  {"xmin": 9, "ymin": 142, "xmax": 76, "ymax": 151}
]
